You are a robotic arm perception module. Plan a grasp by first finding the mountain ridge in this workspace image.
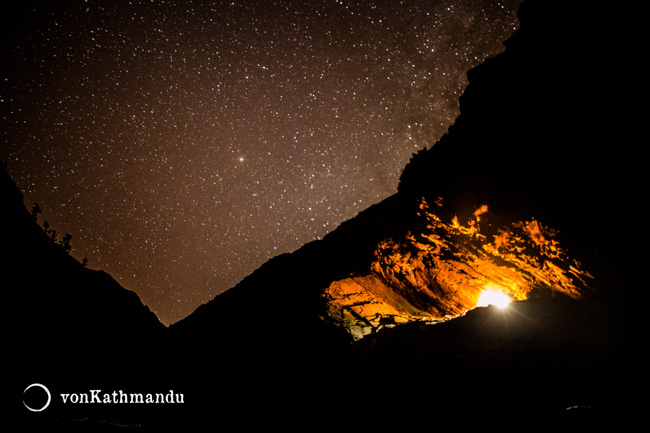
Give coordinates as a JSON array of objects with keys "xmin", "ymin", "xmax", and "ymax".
[{"xmin": 4, "ymin": 163, "xmax": 166, "ymax": 395}]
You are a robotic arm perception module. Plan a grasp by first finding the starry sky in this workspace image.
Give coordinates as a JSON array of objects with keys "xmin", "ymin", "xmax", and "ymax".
[{"xmin": 1, "ymin": 0, "xmax": 521, "ymax": 325}]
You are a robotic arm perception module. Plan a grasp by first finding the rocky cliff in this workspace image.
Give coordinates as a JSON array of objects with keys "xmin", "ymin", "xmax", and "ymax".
[
  {"xmin": 325, "ymin": 197, "xmax": 594, "ymax": 339},
  {"xmin": 164, "ymin": 0, "xmax": 640, "ymax": 427},
  {"xmin": 170, "ymin": 0, "xmax": 617, "ymax": 346}
]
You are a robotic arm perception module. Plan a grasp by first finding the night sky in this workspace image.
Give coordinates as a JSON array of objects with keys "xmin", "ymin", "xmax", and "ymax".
[{"xmin": 1, "ymin": 0, "xmax": 521, "ymax": 325}]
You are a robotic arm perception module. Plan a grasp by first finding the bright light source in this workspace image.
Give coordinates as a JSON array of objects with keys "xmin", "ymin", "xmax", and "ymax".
[{"xmin": 476, "ymin": 288, "xmax": 511, "ymax": 309}]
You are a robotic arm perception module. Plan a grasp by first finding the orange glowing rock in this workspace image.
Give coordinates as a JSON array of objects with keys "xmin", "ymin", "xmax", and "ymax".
[
  {"xmin": 323, "ymin": 197, "xmax": 593, "ymax": 339},
  {"xmin": 323, "ymin": 275, "xmax": 439, "ymax": 340}
]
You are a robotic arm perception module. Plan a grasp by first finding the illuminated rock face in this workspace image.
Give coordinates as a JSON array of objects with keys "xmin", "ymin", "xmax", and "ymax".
[
  {"xmin": 324, "ymin": 197, "xmax": 593, "ymax": 339},
  {"xmin": 324, "ymin": 275, "xmax": 443, "ymax": 340}
]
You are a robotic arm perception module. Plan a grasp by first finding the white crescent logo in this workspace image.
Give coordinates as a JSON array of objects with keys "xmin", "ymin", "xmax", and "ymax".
[{"xmin": 23, "ymin": 383, "xmax": 51, "ymax": 412}]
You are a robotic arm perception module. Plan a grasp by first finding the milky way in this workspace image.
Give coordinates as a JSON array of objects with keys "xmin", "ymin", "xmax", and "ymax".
[{"xmin": 1, "ymin": 0, "xmax": 521, "ymax": 325}]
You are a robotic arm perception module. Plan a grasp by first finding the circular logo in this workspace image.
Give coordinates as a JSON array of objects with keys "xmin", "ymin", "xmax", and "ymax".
[{"xmin": 23, "ymin": 383, "xmax": 51, "ymax": 412}]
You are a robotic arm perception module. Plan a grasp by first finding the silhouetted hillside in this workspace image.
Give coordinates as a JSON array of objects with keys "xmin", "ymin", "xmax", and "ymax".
[
  {"xmin": 398, "ymin": 0, "xmax": 637, "ymax": 259},
  {"xmin": 4, "ymin": 163, "xmax": 167, "ymax": 428}
]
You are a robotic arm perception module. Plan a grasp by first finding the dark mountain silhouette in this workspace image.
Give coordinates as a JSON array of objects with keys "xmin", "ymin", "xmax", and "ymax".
[
  {"xmin": 4, "ymin": 163, "xmax": 168, "ymax": 429},
  {"xmin": 398, "ymin": 0, "xmax": 635, "ymax": 254},
  {"xmin": 2, "ymin": 165, "xmax": 166, "ymax": 344},
  {"xmin": 12, "ymin": 0, "xmax": 641, "ymax": 431}
]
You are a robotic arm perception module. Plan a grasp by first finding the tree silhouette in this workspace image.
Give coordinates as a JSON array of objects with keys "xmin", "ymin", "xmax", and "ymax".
[
  {"xmin": 31, "ymin": 202, "xmax": 42, "ymax": 221},
  {"xmin": 61, "ymin": 233, "xmax": 72, "ymax": 253},
  {"xmin": 42, "ymin": 220, "xmax": 56, "ymax": 241},
  {"xmin": 35, "ymin": 206, "xmax": 79, "ymax": 257},
  {"xmin": 41, "ymin": 220, "xmax": 67, "ymax": 251}
]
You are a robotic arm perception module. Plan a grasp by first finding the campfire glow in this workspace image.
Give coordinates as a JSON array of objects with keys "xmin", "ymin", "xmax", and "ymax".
[
  {"xmin": 476, "ymin": 287, "xmax": 511, "ymax": 309},
  {"xmin": 324, "ymin": 197, "xmax": 593, "ymax": 339}
]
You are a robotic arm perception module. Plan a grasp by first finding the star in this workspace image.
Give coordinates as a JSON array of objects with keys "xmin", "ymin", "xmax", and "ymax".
[{"xmin": 0, "ymin": 0, "xmax": 523, "ymax": 325}]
